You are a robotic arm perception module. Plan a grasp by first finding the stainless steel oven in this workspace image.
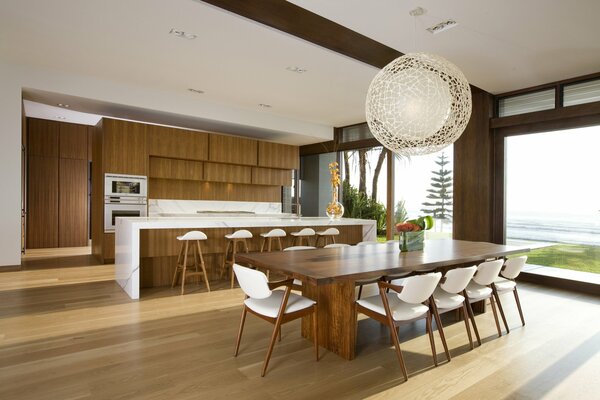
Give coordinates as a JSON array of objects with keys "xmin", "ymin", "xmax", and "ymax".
[
  {"xmin": 105, "ymin": 173, "xmax": 147, "ymax": 198},
  {"xmin": 104, "ymin": 200, "xmax": 147, "ymax": 232},
  {"xmin": 104, "ymin": 174, "xmax": 147, "ymax": 232}
]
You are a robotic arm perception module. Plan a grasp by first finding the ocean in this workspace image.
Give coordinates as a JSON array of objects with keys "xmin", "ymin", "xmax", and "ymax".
[{"xmin": 506, "ymin": 212, "xmax": 600, "ymax": 246}]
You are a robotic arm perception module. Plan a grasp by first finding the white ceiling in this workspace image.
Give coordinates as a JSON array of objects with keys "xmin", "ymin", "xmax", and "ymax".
[{"xmin": 3, "ymin": 0, "xmax": 600, "ymax": 144}]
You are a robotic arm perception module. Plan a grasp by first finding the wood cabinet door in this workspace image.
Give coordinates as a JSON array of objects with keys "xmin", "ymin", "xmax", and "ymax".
[
  {"xmin": 59, "ymin": 122, "xmax": 88, "ymax": 160},
  {"xmin": 27, "ymin": 155, "xmax": 59, "ymax": 248},
  {"xmin": 59, "ymin": 158, "xmax": 88, "ymax": 247},
  {"xmin": 28, "ymin": 118, "xmax": 59, "ymax": 157},
  {"xmin": 103, "ymin": 119, "xmax": 147, "ymax": 175},
  {"xmin": 209, "ymin": 134, "xmax": 257, "ymax": 166},
  {"xmin": 258, "ymin": 141, "xmax": 299, "ymax": 169},
  {"xmin": 147, "ymin": 125, "xmax": 208, "ymax": 160}
]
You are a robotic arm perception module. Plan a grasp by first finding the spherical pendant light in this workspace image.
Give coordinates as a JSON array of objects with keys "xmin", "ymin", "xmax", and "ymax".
[{"xmin": 365, "ymin": 53, "xmax": 472, "ymax": 156}]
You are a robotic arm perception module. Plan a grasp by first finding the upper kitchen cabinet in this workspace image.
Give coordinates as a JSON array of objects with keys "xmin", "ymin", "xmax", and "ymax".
[
  {"xmin": 209, "ymin": 134, "xmax": 257, "ymax": 166},
  {"xmin": 59, "ymin": 122, "xmax": 88, "ymax": 160},
  {"xmin": 258, "ymin": 141, "xmax": 299, "ymax": 170},
  {"xmin": 102, "ymin": 119, "xmax": 147, "ymax": 176},
  {"xmin": 28, "ymin": 118, "xmax": 59, "ymax": 157},
  {"xmin": 147, "ymin": 125, "xmax": 208, "ymax": 161}
]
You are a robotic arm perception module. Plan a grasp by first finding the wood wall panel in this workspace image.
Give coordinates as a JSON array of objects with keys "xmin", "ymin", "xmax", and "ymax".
[
  {"xmin": 103, "ymin": 119, "xmax": 147, "ymax": 175},
  {"xmin": 209, "ymin": 134, "xmax": 257, "ymax": 165},
  {"xmin": 258, "ymin": 141, "xmax": 299, "ymax": 169},
  {"xmin": 251, "ymin": 167, "xmax": 292, "ymax": 186},
  {"xmin": 147, "ymin": 125, "xmax": 208, "ymax": 160},
  {"xmin": 59, "ymin": 123, "xmax": 88, "ymax": 160},
  {"xmin": 26, "ymin": 155, "xmax": 59, "ymax": 248},
  {"xmin": 149, "ymin": 178, "xmax": 281, "ymax": 202},
  {"xmin": 103, "ymin": 233, "xmax": 115, "ymax": 261},
  {"xmin": 59, "ymin": 158, "xmax": 88, "ymax": 247},
  {"xmin": 204, "ymin": 162, "xmax": 251, "ymax": 184},
  {"xmin": 91, "ymin": 121, "xmax": 104, "ymax": 260},
  {"xmin": 149, "ymin": 157, "xmax": 203, "ymax": 181},
  {"xmin": 28, "ymin": 118, "xmax": 59, "ymax": 157},
  {"xmin": 453, "ymin": 87, "xmax": 495, "ymax": 242},
  {"xmin": 87, "ymin": 127, "xmax": 93, "ymax": 162}
]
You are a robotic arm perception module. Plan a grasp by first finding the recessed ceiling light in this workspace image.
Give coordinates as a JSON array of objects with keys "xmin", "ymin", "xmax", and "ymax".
[
  {"xmin": 409, "ymin": 7, "xmax": 426, "ymax": 17},
  {"xmin": 169, "ymin": 28, "xmax": 197, "ymax": 40},
  {"xmin": 286, "ymin": 66, "xmax": 308, "ymax": 74},
  {"xmin": 56, "ymin": 116, "xmax": 66, "ymax": 120},
  {"xmin": 258, "ymin": 103, "xmax": 272, "ymax": 108},
  {"xmin": 57, "ymin": 103, "xmax": 70, "ymax": 108},
  {"xmin": 187, "ymin": 88, "xmax": 204, "ymax": 94},
  {"xmin": 426, "ymin": 20, "xmax": 458, "ymax": 34}
]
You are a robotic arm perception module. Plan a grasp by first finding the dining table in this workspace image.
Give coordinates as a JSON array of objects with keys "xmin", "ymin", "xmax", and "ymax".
[{"xmin": 236, "ymin": 239, "xmax": 529, "ymax": 360}]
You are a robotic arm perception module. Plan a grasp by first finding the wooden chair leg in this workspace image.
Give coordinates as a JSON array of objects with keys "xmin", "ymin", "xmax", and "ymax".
[
  {"xmin": 389, "ymin": 319, "xmax": 408, "ymax": 381},
  {"xmin": 180, "ymin": 242, "xmax": 189, "ymax": 295},
  {"xmin": 313, "ymin": 306, "xmax": 319, "ymax": 361},
  {"xmin": 357, "ymin": 285, "xmax": 363, "ymax": 300},
  {"xmin": 230, "ymin": 241, "xmax": 238, "ymax": 289},
  {"xmin": 277, "ymin": 237, "xmax": 283, "ymax": 251},
  {"xmin": 462, "ymin": 303, "xmax": 474, "ymax": 350},
  {"xmin": 426, "ymin": 312, "xmax": 438, "ymax": 367},
  {"xmin": 492, "ymin": 285, "xmax": 510, "ymax": 334},
  {"xmin": 234, "ymin": 307, "xmax": 247, "ymax": 356},
  {"xmin": 171, "ymin": 242, "xmax": 183, "ymax": 288},
  {"xmin": 220, "ymin": 241, "xmax": 231, "ymax": 279},
  {"xmin": 514, "ymin": 287, "xmax": 525, "ymax": 326},
  {"xmin": 260, "ymin": 238, "xmax": 266, "ymax": 252},
  {"xmin": 261, "ymin": 317, "xmax": 284, "ymax": 377},
  {"xmin": 489, "ymin": 295, "xmax": 502, "ymax": 337},
  {"xmin": 463, "ymin": 291, "xmax": 481, "ymax": 346},
  {"xmin": 197, "ymin": 241, "xmax": 210, "ymax": 292},
  {"xmin": 430, "ymin": 301, "xmax": 451, "ymax": 362}
]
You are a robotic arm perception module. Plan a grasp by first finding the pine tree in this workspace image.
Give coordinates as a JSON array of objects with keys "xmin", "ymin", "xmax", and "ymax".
[{"xmin": 421, "ymin": 152, "xmax": 453, "ymax": 221}]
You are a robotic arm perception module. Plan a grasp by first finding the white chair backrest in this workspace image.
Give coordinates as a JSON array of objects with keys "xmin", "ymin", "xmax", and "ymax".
[
  {"xmin": 233, "ymin": 264, "xmax": 272, "ymax": 299},
  {"xmin": 178, "ymin": 230, "xmax": 207, "ymax": 241},
  {"xmin": 440, "ymin": 266, "xmax": 477, "ymax": 294},
  {"xmin": 398, "ymin": 272, "xmax": 442, "ymax": 304},
  {"xmin": 324, "ymin": 243, "xmax": 350, "ymax": 248},
  {"xmin": 264, "ymin": 228, "xmax": 286, "ymax": 237},
  {"xmin": 229, "ymin": 229, "xmax": 253, "ymax": 239},
  {"xmin": 502, "ymin": 256, "xmax": 527, "ymax": 279},
  {"xmin": 319, "ymin": 227, "xmax": 340, "ymax": 235},
  {"xmin": 473, "ymin": 259, "xmax": 504, "ymax": 286},
  {"xmin": 294, "ymin": 228, "xmax": 316, "ymax": 236},
  {"xmin": 283, "ymin": 246, "xmax": 316, "ymax": 251},
  {"xmin": 356, "ymin": 241, "xmax": 380, "ymax": 246}
]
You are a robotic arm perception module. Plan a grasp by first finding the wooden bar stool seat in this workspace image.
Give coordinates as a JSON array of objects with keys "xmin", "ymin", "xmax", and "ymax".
[
  {"xmin": 171, "ymin": 230, "xmax": 211, "ymax": 295},
  {"xmin": 290, "ymin": 228, "xmax": 316, "ymax": 246},
  {"xmin": 315, "ymin": 227, "xmax": 340, "ymax": 247},
  {"xmin": 221, "ymin": 229, "xmax": 253, "ymax": 289},
  {"xmin": 260, "ymin": 228, "xmax": 286, "ymax": 252}
]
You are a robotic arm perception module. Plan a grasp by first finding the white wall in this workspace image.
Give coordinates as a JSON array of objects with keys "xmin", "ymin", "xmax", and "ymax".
[{"xmin": 0, "ymin": 59, "xmax": 333, "ymax": 267}]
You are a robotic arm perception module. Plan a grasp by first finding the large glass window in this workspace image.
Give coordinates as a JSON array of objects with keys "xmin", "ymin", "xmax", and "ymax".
[
  {"xmin": 394, "ymin": 146, "xmax": 454, "ymax": 239},
  {"xmin": 505, "ymin": 126, "xmax": 600, "ymax": 275}
]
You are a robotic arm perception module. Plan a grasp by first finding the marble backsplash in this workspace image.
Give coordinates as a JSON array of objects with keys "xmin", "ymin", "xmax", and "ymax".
[{"xmin": 148, "ymin": 199, "xmax": 282, "ymax": 216}]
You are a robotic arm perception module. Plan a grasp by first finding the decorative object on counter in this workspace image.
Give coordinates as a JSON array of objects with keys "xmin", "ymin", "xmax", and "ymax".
[
  {"xmin": 171, "ymin": 231, "xmax": 211, "ymax": 295},
  {"xmin": 365, "ymin": 11, "xmax": 472, "ymax": 157},
  {"xmin": 221, "ymin": 229, "xmax": 253, "ymax": 288},
  {"xmin": 315, "ymin": 227, "xmax": 340, "ymax": 247},
  {"xmin": 290, "ymin": 227, "xmax": 316, "ymax": 246},
  {"xmin": 326, "ymin": 161, "xmax": 344, "ymax": 219},
  {"xmin": 396, "ymin": 216, "xmax": 434, "ymax": 252}
]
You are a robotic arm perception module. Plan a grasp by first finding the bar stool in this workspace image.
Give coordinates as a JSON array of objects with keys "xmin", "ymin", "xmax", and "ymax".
[
  {"xmin": 260, "ymin": 228, "xmax": 286, "ymax": 252},
  {"xmin": 290, "ymin": 228, "xmax": 316, "ymax": 246},
  {"xmin": 221, "ymin": 229, "xmax": 253, "ymax": 289},
  {"xmin": 315, "ymin": 227, "xmax": 340, "ymax": 247},
  {"xmin": 171, "ymin": 231, "xmax": 211, "ymax": 295}
]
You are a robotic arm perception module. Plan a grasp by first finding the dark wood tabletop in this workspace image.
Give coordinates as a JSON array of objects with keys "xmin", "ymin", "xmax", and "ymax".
[{"xmin": 236, "ymin": 239, "xmax": 529, "ymax": 286}]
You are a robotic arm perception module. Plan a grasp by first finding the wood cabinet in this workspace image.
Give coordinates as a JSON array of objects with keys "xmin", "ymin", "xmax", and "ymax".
[
  {"xmin": 59, "ymin": 123, "xmax": 88, "ymax": 160},
  {"xmin": 27, "ymin": 155, "xmax": 59, "ymax": 248},
  {"xmin": 204, "ymin": 162, "xmax": 251, "ymax": 184},
  {"xmin": 147, "ymin": 125, "xmax": 208, "ymax": 161},
  {"xmin": 149, "ymin": 157, "xmax": 203, "ymax": 181},
  {"xmin": 209, "ymin": 134, "xmax": 257, "ymax": 166},
  {"xmin": 59, "ymin": 158, "xmax": 88, "ymax": 247},
  {"xmin": 252, "ymin": 167, "xmax": 293, "ymax": 186},
  {"xmin": 258, "ymin": 141, "xmax": 299, "ymax": 169},
  {"xmin": 28, "ymin": 118, "xmax": 59, "ymax": 157},
  {"xmin": 103, "ymin": 119, "xmax": 147, "ymax": 175}
]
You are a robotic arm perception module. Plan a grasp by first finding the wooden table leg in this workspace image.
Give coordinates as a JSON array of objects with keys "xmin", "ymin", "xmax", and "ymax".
[{"xmin": 301, "ymin": 280, "xmax": 356, "ymax": 360}]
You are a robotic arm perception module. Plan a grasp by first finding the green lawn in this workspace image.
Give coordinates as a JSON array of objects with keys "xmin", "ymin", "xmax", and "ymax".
[{"xmin": 511, "ymin": 243, "xmax": 600, "ymax": 274}]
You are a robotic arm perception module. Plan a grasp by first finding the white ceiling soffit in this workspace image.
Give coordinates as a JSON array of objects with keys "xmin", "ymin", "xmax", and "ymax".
[{"xmin": 288, "ymin": 0, "xmax": 600, "ymax": 94}]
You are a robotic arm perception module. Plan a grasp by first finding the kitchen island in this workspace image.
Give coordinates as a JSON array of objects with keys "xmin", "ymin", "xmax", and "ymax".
[{"xmin": 115, "ymin": 216, "xmax": 376, "ymax": 299}]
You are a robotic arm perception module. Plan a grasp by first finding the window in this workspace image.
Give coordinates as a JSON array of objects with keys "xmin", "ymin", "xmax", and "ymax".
[
  {"xmin": 498, "ymin": 89, "xmax": 555, "ymax": 117},
  {"xmin": 563, "ymin": 78, "xmax": 600, "ymax": 107}
]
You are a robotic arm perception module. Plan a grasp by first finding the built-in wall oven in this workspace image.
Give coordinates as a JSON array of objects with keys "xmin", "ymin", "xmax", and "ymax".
[{"xmin": 104, "ymin": 174, "xmax": 147, "ymax": 232}]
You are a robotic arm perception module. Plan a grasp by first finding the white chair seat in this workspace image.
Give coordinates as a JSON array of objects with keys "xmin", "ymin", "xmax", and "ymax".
[
  {"xmin": 494, "ymin": 277, "xmax": 517, "ymax": 292},
  {"xmin": 177, "ymin": 230, "xmax": 207, "ymax": 241},
  {"xmin": 283, "ymin": 246, "xmax": 316, "ymax": 251},
  {"xmin": 465, "ymin": 282, "xmax": 492, "ymax": 301},
  {"xmin": 244, "ymin": 290, "xmax": 315, "ymax": 318},
  {"xmin": 390, "ymin": 277, "xmax": 407, "ymax": 286},
  {"xmin": 225, "ymin": 229, "xmax": 253, "ymax": 239},
  {"xmin": 316, "ymin": 227, "xmax": 340, "ymax": 236},
  {"xmin": 324, "ymin": 243, "xmax": 350, "ymax": 248},
  {"xmin": 356, "ymin": 241, "xmax": 380, "ymax": 246},
  {"xmin": 357, "ymin": 293, "xmax": 429, "ymax": 322},
  {"xmin": 433, "ymin": 287, "xmax": 465, "ymax": 310},
  {"xmin": 260, "ymin": 229, "xmax": 286, "ymax": 238},
  {"xmin": 291, "ymin": 228, "xmax": 316, "ymax": 237}
]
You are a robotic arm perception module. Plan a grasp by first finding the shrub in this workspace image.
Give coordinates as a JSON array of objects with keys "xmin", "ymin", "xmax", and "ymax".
[{"xmin": 342, "ymin": 181, "xmax": 387, "ymax": 235}]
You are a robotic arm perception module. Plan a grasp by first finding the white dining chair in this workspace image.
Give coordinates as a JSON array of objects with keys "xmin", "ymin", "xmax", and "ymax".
[
  {"xmin": 259, "ymin": 228, "xmax": 286, "ymax": 252},
  {"xmin": 233, "ymin": 264, "xmax": 318, "ymax": 377},
  {"xmin": 433, "ymin": 266, "xmax": 478, "ymax": 350},
  {"xmin": 356, "ymin": 272, "xmax": 448, "ymax": 381},
  {"xmin": 492, "ymin": 256, "xmax": 528, "ymax": 331},
  {"xmin": 463, "ymin": 259, "xmax": 505, "ymax": 344},
  {"xmin": 290, "ymin": 228, "xmax": 316, "ymax": 246},
  {"xmin": 315, "ymin": 227, "xmax": 340, "ymax": 247}
]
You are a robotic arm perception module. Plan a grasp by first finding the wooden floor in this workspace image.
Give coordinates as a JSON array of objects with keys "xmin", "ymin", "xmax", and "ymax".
[{"xmin": 1, "ymin": 249, "xmax": 599, "ymax": 399}]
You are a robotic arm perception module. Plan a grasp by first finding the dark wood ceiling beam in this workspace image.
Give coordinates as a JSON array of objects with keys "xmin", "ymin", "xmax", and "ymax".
[{"xmin": 200, "ymin": 0, "xmax": 402, "ymax": 69}]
